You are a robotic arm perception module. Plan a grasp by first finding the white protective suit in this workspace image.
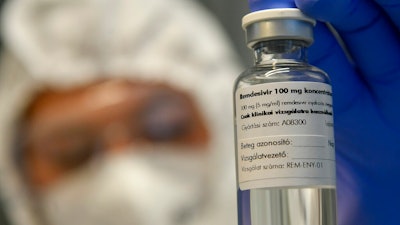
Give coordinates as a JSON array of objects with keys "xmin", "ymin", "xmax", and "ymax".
[{"xmin": 0, "ymin": 0, "xmax": 242, "ymax": 225}]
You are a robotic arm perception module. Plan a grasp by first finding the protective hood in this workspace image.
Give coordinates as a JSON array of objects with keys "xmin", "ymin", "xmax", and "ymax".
[{"xmin": 0, "ymin": 0, "xmax": 241, "ymax": 224}]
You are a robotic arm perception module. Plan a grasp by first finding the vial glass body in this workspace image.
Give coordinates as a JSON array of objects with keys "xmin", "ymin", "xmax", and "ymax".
[{"xmin": 234, "ymin": 40, "xmax": 337, "ymax": 225}]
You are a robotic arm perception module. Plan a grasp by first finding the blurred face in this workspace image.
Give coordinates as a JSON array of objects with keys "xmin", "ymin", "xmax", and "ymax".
[
  {"xmin": 21, "ymin": 79, "xmax": 210, "ymax": 189},
  {"xmin": 17, "ymin": 79, "xmax": 213, "ymax": 225}
]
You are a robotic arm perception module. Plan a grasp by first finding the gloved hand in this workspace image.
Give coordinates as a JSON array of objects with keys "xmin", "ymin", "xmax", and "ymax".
[{"xmin": 294, "ymin": 0, "xmax": 400, "ymax": 224}]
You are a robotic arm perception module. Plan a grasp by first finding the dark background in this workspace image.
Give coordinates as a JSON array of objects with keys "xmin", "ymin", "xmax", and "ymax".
[{"xmin": 197, "ymin": 0, "xmax": 253, "ymax": 66}]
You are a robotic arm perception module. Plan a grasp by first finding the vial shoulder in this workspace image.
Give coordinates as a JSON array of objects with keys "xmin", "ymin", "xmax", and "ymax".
[{"xmin": 234, "ymin": 64, "xmax": 330, "ymax": 89}]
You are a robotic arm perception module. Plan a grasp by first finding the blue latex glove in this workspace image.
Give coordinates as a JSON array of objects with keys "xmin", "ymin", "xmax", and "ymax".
[{"xmin": 293, "ymin": 0, "xmax": 400, "ymax": 224}]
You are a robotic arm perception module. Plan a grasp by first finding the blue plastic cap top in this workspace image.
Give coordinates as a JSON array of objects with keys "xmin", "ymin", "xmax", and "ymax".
[{"xmin": 248, "ymin": 0, "xmax": 296, "ymax": 12}]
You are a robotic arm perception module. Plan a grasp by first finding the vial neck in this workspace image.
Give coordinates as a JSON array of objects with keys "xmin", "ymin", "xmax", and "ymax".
[{"xmin": 253, "ymin": 40, "xmax": 308, "ymax": 66}]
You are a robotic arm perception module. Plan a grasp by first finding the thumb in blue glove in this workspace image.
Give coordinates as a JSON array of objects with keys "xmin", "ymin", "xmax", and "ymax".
[{"xmin": 295, "ymin": 0, "xmax": 400, "ymax": 224}]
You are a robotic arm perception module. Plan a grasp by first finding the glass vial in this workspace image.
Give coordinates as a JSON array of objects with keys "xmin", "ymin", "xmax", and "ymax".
[{"xmin": 233, "ymin": 9, "xmax": 337, "ymax": 225}]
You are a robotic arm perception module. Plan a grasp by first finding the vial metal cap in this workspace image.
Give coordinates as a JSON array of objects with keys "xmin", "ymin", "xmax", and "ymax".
[{"xmin": 242, "ymin": 8, "xmax": 316, "ymax": 48}]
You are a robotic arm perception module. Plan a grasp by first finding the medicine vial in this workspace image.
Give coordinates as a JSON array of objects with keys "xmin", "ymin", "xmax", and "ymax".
[{"xmin": 233, "ymin": 7, "xmax": 337, "ymax": 225}]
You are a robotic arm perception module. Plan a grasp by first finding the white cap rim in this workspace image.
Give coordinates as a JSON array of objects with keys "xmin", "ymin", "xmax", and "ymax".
[{"xmin": 242, "ymin": 8, "xmax": 316, "ymax": 29}]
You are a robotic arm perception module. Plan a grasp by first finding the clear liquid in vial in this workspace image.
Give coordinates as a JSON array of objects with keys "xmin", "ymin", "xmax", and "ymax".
[{"xmin": 238, "ymin": 187, "xmax": 336, "ymax": 225}]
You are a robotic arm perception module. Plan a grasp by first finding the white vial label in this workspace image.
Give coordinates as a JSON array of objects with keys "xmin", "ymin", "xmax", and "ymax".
[{"xmin": 235, "ymin": 82, "xmax": 335, "ymax": 190}]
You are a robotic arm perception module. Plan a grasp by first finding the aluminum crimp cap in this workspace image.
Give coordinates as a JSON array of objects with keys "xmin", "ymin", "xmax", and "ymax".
[{"xmin": 242, "ymin": 8, "xmax": 316, "ymax": 48}]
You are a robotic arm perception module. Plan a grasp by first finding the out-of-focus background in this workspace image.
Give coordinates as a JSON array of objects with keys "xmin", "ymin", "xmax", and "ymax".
[
  {"xmin": 0, "ymin": 0, "xmax": 251, "ymax": 225},
  {"xmin": 0, "ymin": 0, "xmax": 252, "ymax": 65},
  {"xmin": 198, "ymin": 0, "xmax": 252, "ymax": 65}
]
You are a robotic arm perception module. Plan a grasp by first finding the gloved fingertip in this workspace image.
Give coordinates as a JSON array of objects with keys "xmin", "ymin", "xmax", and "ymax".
[
  {"xmin": 294, "ymin": 0, "xmax": 319, "ymax": 11},
  {"xmin": 294, "ymin": 0, "xmax": 336, "ymax": 22},
  {"xmin": 248, "ymin": 0, "xmax": 296, "ymax": 11}
]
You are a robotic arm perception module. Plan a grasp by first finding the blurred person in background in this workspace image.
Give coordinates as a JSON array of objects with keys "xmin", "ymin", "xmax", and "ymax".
[
  {"xmin": 5, "ymin": 0, "xmax": 398, "ymax": 225},
  {"xmin": 0, "ymin": 0, "xmax": 241, "ymax": 225}
]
